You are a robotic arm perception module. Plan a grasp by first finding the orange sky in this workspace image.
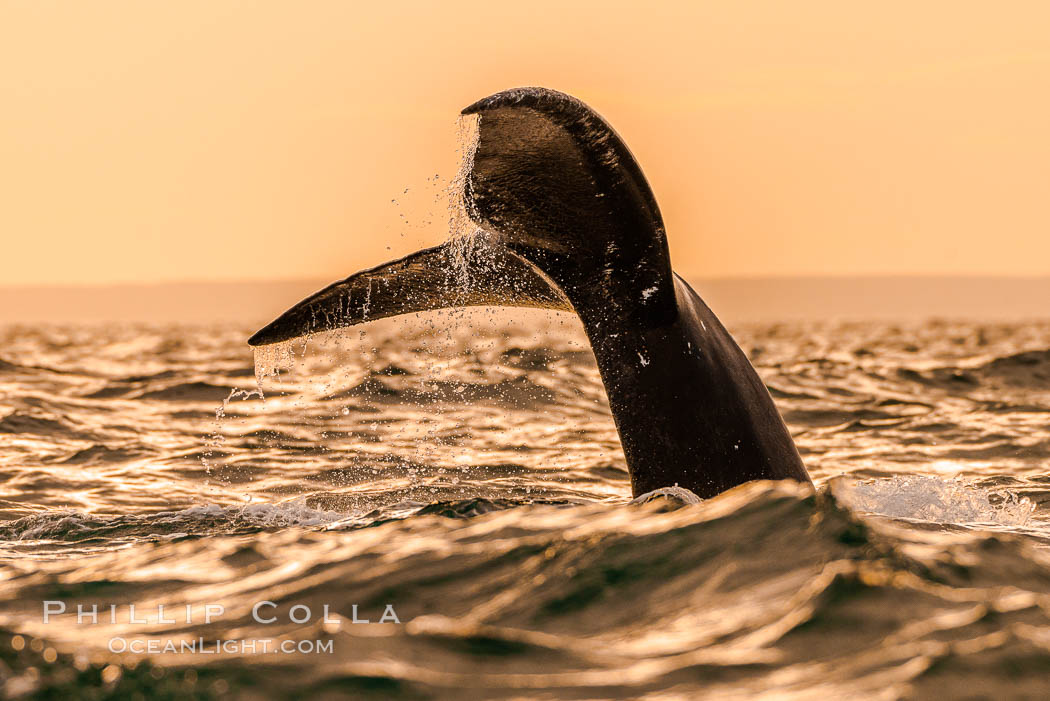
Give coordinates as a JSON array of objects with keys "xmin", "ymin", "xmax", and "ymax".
[{"xmin": 2, "ymin": 1, "xmax": 1048, "ymax": 286}]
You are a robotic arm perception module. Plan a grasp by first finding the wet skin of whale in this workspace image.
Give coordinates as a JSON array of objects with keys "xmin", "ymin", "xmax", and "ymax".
[{"xmin": 250, "ymin": 87, "xmax": 812, "ymax": 499}]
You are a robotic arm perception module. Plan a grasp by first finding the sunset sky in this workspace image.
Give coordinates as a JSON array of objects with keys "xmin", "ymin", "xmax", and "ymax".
[{"xmin": 2, "ymin": 1, "xmax": 1048, "ymax": 287}]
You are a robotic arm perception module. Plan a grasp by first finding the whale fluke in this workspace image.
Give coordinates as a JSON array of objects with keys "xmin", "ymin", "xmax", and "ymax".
[
  {"xmin": 248, "ymin": 243, "xmax": 571, "ymax": 347},
  {"xmin": 251, "ymin": 87, "xmax": 812, "ymax": 499}
]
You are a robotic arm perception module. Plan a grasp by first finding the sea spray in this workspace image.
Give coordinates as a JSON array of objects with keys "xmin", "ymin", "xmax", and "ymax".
[
  {"xmin": 447, "ymin": 114, "xmax": 482, "ymax": 244},
  {"xmin": 201, "ymin": 387, "xmax": 264, "ymax": 477},
  {"xmin": 832, "ymin": 474, "xmax": 1036, "ymax": 526},
  {"xmin": 444, "ymin": 113, "xmax": 505, "ymax": 291},
  {"xmin": 252, "ymin": 338, "xmax": 309, "ymax": 392},
  {"xmin": 198, "ymin": 338, "xmax": 310, "ymax": 481}
]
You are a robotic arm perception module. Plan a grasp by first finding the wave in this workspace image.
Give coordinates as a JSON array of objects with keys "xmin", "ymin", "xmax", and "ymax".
[
  {"xmin": 894, "ymin": 348, "xmax": 1050, "ymax": 392},
  {"xmin": 53, "ymin": 444, "xmax": 149, "ymax": 466},
  {"xmin": 0, "ymin": 495, "xmax": 574, "ymax": 549},
  {"xmin": 82, "ymin": 377, "xmax": 245, "ymax": 402},
  {"xmin": 979, "ymin": 348, "xmax": 1050, "ymax": 385},
  {"xmin": 0, "ymin": 357, "xmax": 27, "ymax": 373},
  {"xmin": 137, "ymin": 381, "xmax": 239, "ymax": 402},
  {"xmin": 6, "ymin": 481, "xmax": 1050, "ymax": 698},
  {"xmin": 0, "ymin": 500, "xmax": 348, "ymax": 546},
  {"xmin": 328, "ymin": 374, "xmax": 558, "ymax": 407},
  {"xmin": 0, "ymin": 412, "xmax": 99, "ymax": 441}
]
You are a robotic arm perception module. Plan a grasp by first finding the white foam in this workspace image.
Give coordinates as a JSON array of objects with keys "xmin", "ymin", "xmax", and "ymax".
[
  {"xmin": 233, "ymin": 498, "xmax": 347, "ymax": 528},
  {"xmin": 833, "ymin": 475, "xmax": 1035, "ymax": 527},
  {"xmin": 630, "ymin": 486, "xmax": 702, "ymax": 506}
]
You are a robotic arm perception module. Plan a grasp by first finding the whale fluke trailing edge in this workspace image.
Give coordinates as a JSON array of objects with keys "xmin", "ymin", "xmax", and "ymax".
[{"xmin": 250, "ymin": 87, "xmax": 812, "ymax": 498}]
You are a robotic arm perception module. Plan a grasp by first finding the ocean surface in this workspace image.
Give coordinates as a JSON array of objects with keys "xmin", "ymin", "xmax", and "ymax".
[{"xmin": 1, "ymin": 313, "xmax": 1049, "ymax": 699}]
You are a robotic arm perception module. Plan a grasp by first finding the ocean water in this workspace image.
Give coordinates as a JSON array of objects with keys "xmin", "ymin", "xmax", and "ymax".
[{"xmin": 1, "ymin": 313, "xmax": 1049, "ymax": 699}]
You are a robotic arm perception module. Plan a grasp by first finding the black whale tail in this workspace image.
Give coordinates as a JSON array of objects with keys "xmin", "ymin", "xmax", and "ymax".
[{"xmin": 250, "ymin": 86, "xmax": 812, "ymax": 499}]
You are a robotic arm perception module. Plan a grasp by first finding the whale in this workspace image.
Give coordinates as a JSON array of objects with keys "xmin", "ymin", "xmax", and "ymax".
[{"xmin": 249, "ymin": 87, "xmax": 812, "ymax": 499}]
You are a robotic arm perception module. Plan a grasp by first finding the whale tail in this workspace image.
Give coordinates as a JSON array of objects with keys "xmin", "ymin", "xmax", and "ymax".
[
  {"xmin": 251, "ymin": 87, "xmax": 669, "ymax": 347},
  {"xmin": 249, "ymin": 86, "xmax": 812, "ymax": 499}
]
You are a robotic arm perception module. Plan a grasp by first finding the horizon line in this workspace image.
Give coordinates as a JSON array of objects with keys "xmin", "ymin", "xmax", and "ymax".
[{"xmin": 4, "ymin": 272, "xmax": 1050, "ymax": 291}]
